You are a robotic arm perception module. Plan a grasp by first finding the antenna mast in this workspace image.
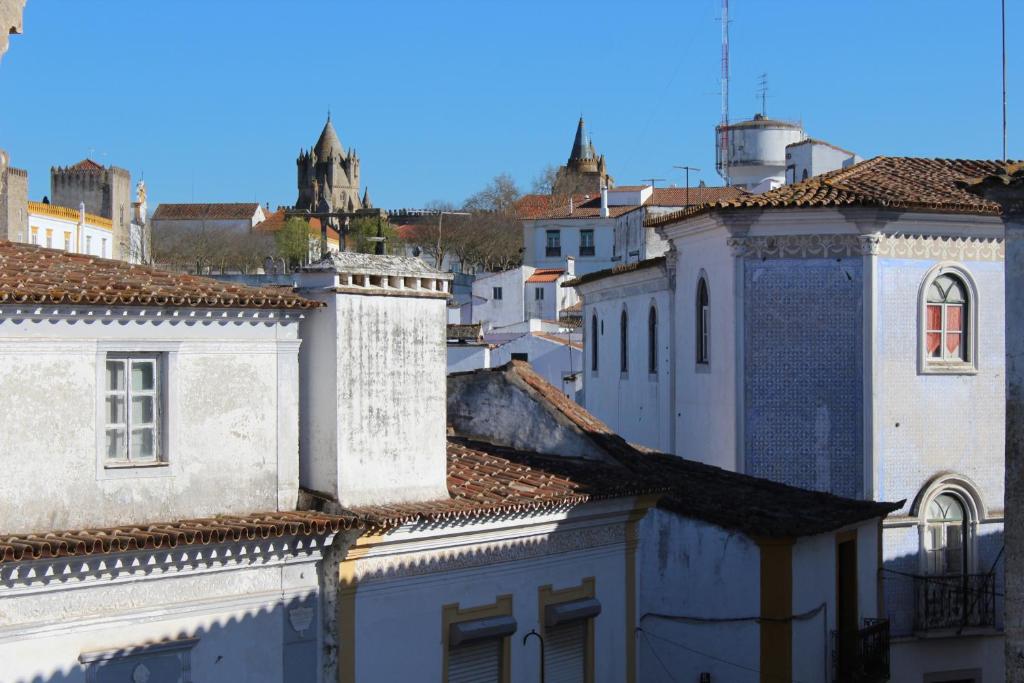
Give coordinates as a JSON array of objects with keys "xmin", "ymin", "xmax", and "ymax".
[
  {"xmin": 757, "ymin": 73, "xmax": 768, "ymax": 117},
  {"xmin": 716, "ymin": 0, "xmax": 731, "ymax": 185}
]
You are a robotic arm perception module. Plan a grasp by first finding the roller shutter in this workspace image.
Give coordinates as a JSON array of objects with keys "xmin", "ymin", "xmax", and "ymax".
[
  {"xmin": 448, "ymin": 637, "xmax": 502, "ymax": 683},
  {"xmin": 544, "ymin": 620, "xmax": 586, "ymax": 683}
]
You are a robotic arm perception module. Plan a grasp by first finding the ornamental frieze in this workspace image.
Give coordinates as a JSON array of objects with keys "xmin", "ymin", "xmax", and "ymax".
[{"xmin": 727, "ymin": 234, "xmax": 1004, "ymax": 261}]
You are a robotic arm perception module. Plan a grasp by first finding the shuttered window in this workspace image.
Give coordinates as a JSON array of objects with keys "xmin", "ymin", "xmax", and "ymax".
[
  {"xmin": 448, "ymin": 637, "xmax": 502, "ymax": 683},
  {"xmin": 545, "ymin": 620, "xmax": 586, "ymax": 683}
]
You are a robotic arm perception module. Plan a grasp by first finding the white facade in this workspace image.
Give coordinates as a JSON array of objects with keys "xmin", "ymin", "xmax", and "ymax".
[
  {"xmin": 25, "ymin": 201, "xmax": 114, "ymax": 258},
  {"xmin": 522, "ymin": 216, "xmax": 621, "ymax": 275},
  {"xmin": 785, "ymin": 138, "xmax": 862, "ymax": 184},
  {"xmin": 717, "ymin": 114, "xmax": 806, "ymax": 190}
]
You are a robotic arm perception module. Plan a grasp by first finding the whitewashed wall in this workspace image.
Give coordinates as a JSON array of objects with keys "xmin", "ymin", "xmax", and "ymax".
[
  {"xmin": 523, "ymin": 218, "xmax": 616, "ymax": 276},
  {"xmin": 490, "ymin": 333, "xmax": 583, "ymax": 399},
  {"xmin": 447, "ymin": 343, "xmax": 492, "ymax": 373},
  {"xmin": 346, "ymin": 501, "xmax": 634, "ymax": 683},
  {"xmin": 472, "ymin": 268, "xmax": 530, "ymax": 330},
  {"xmin": 0, "ymin": 307, "xmax": 300, "ymax": 533},
  {"xmin": 580, "ymin": 267, "xmax": 673, "ymax": 452}
]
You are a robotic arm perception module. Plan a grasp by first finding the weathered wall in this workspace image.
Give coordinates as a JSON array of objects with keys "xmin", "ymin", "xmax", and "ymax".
[
  {"xmin": 0, "ymin": 165, "xmax": 27, "ymax": 241},
  {"xmin": 0, "ymin": 0, "xmax": 25, "ymax": 64},
  {"xmin": 346, "ymin": 502, "xmax": 633, "ymax": 683},
  {"xmin": 301, "ymin": 288, "xmax": 449, "ymax": 507},
  {"xmin": 0, "ymin": 537, "xmax": 326, "ymax": 683},
  {"xmin": 636, "ymin": 509, "xmax": 761, "ymax": 682},
  {"xmin": 744, "ymin": 257, "xmax": 864, "ymax": 497},
  {"xmin": 0, "ymin": 310, "xmax": 300, "ymax": 532},
  {"xmin": 489, "ymin": 333, "xmax": 583, "ymax": 400},
  {"xmin": 446, "ymin": 343, "xmax": 491, "ymax": 373}
]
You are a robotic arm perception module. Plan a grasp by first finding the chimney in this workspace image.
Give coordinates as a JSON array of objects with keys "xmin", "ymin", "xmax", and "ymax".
[
  {"xmin": 295, "ymin": 252, "xmax": 453, "ymax": 507},
  {"xmin": 599, "ymin": 184, "xmax": 609, "ymax": 218}
]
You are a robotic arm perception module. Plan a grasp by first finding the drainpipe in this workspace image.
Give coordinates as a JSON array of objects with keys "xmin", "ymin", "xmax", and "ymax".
[{"xmin": 599, "ymin": 184, "xmax": 609, "ymax": 218}]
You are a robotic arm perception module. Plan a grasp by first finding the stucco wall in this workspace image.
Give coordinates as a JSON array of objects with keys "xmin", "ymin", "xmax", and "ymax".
[
  {"xmin": 636, "ymin": 510, "xmax": 761, "ymax": 683},
  {"xmin": 472, "ymin": 268, "xmax": 529, "ymax": 330},
  {"xmin": 582, "ymin": 275, "xmax": 673, "ymax": 453},
  {"xmin": 0, "ymin": 309, "xmax": 300, "ymax": 533},
  {"xmin": 447, "ymin": 343, "xmax": 491, "ymax": 373},
  {"xmin": 0, "ymin": 539, "xmax": 324, "ymax": 683},
  {"xmin": 524, "ymin": 218, "xmax": 615, "ymax": 275},
  {"xmin": 347, "ymin": 503, "xmax": 633, "ymax": 683},
  {"xmin": 744, "ymin": 257, "xmax": 864, "ymax": 497},
  {"xmin": 490, "ymin": 334, "xmax": 582, "ymax": 400}
]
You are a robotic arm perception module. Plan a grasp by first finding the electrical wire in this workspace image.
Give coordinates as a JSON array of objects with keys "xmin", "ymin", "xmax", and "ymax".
[
  {"xmin": 640, "ymin": 628, "xmax": 682, "ymax": 683},
  {"xmin": 638, "ymin": 628, "xmax": 812, "ymax": 683}
]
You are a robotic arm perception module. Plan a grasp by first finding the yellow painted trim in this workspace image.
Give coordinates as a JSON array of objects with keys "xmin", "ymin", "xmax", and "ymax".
[
  {"xmin": 338, "ymin": 533, "xmax": 384, "ymax": 683},
  {"xmin": 757, "ymin": 537, "xmax": 794, "ymax": 683},
  {"xmin": 442, "ymin": 594, "xmax": 513, "ymax": 683},
  {"xmin": 27, "ymin": 201, "xmax": 112, "ymax": 229},
  {"xmin": 538, "ymin": 577, "xmax": 596, "ymax": 682},
  {"xmin": 625, "ymin": 494, "xmax": 659, "ymax": 683}
]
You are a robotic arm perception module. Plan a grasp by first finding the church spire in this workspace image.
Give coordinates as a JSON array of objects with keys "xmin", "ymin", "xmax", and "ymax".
[
  {"xmin": 361, "ymin": 187, "xmax": 372, "ymax": 209},
  {"xmin": 569, "ymin": 116, "xmax": 593, "ymax": 162}
]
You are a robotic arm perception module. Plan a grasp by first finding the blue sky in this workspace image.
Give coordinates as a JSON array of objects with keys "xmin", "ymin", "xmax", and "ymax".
[{"xmin": 0, "ymin": 1, "xmax": 1019, "ymax": 211}]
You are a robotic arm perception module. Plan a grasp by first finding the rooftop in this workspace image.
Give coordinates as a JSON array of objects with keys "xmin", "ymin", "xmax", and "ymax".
[
  {"xmin": 256, "ymin": 208, "xmax": 339, "ymax": 242},
  {"xmin": 300, "ymin": 251, "xmax": 450, "ymax": 279},
  {"xmin": 0, "ymin": 240, "xmax": 320, "ymax": 310},
  {"xmin": 152, "ymin": 203, "xmax": 263, "ymax": 222},
  {"xmin": 515, "ymin": 185, "xmax": 745, "ymax": 220},
  {"xmin": 526, "ymin": 268, "xmax": 565, "ymax": 283},
  {"xmin": 646, "ymin": 157, "xmax": 1017, "ymax": 229},
  {"xmin": 564, "ymin": 256, "xmax": 667, "ymax": 288}
]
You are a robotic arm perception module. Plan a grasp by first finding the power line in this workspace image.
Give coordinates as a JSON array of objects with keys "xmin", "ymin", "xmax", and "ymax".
[{"xmin": 638, "ymin": 628, "xmax": 812, "ymax": 683}]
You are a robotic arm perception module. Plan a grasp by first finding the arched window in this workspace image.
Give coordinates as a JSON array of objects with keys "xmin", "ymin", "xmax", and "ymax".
[
  {"xmin": 801, "ymin": 169, "xmax": 809, "ymax": 181},
  {"xmin": 591, "ymin": 314, "xmax": 599, "ymax": 372},
  {"xmin": 696, "ymin": 277, "xmax": 709, "ymax": 365},
  {"xmin": 620, "ymin": 310, "xmax": 629, "ymax": 373},
  {"xmin": 925, "ymin": 493, "xmax": 967, "ymax": 576},
  {"xmin": 925, "ymin": 273, "xmax": 968, "ymax": 362},
  {"xmin": 648, "ymin": 306, "xmax": 658, "ymax": 374}
]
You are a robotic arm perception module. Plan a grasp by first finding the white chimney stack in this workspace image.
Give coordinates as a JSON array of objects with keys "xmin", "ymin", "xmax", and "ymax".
[
  {"xmin": 296, "ymin": 253, "xmax": 453, "ymax": 507},
  {"xmin": 599, "ymin": 184, "xmax": 609, "ymax": 218}
]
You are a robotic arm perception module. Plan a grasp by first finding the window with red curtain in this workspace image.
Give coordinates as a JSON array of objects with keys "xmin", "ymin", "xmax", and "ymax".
[{"xmin": 925, "ymin": 274, "xmax": 966, "ymax": 362}]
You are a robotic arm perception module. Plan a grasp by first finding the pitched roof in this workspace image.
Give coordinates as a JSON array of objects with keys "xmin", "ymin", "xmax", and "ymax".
[
  {"xmin": 645, "ymin": 157, "xmax": 1017, "ymax": 229},
  {"xmin": 68, "ymin": 158, "xmax": 104, "ymax": 171},
  {"xmin": 152, "ymin": 203, "xmax": 262, "ymax": 222},
  {"xmin": 533, "ymin": 331, "xmax": 583, "ymax": 350},
  {"xmin": 0, "ymin": 511, "xmax": 357, "ymax": 563},
  {"xmin": 564, "ymin": 256, "xmax": 667, "ymax": 288},
  {"xmin": 515, "ymin": 185, "xmax": 744, "ymax": 220},
  {"xmin": 256, "ymin": 209, "xmax": 338, "ymax": 241},
  {"xmin": 0, "ymin": 240, "xmax": 320, "ymax": 310},
  {"xmin": 526, "ymin": 268, "xmax": 564, "ymax": 283},
  {"xmin": 448, "ymin": 361, "xmax": 902, "ymax": 538},
  {"xmin": 447, "ymin": 322, "xmax": 482, "ymax": 341}
]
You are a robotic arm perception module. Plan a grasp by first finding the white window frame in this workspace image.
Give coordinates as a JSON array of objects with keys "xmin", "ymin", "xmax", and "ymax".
[
  {"xmin": 96, "ymin": 347, "xmax": 173, "ymax": 479},
  {"xmin": 912, "ymin": 474, "xmax": 986, "ymax": 576},
  {"xmin": 917, "ymin": 263, "xmax": 979, "ymax": 375}
]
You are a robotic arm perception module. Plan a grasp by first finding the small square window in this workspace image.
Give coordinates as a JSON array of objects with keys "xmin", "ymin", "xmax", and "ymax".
[
  {"xmin": 104, "ymin": 353, "xmax": 164, "ymax": 465},
  {"xmin": 493, "ymin": 286, "xmax": 503, "ymax": 301}
]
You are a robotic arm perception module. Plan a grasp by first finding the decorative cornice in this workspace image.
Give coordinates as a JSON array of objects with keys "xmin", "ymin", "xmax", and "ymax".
[
  {"xmin": 875, "ymin": 233, "xmax": 1004, "ymax": 261},
  {"xmin": 727, "ymin": 233, "xmax": 1005, "ymax": 262},
  {"xmin": 0, "ymin": 305, "xmax": 305, "ymax": 325}
]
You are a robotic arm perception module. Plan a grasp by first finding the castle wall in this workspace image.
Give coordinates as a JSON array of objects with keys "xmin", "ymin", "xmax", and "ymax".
[{"xmin": 0, "ymin": 165, "xmax": 27, "ymax": 241}]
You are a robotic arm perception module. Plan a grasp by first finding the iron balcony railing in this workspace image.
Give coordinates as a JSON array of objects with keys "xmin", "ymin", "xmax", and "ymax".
[
  {"xmin": 578, "ymin": 245, "xmax": 595, "ymax": 257},
  {"xmin": 545, "ymin": 246, "xmax": 561, "ymax": 258},
  {"xmin": 832, "ymin": 618, "xmax": 890, "ymax": 683},
  {"xmin": 914, "ymin": 573, "xmax": 996, "ymax": 631}
]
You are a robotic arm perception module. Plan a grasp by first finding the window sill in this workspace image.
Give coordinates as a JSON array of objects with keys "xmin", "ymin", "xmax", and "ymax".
[
  {"xmin": 920, "ymin": 362, "xmax": 978, "ymax": 376},
  {"xmin": 104, "ymin": 460, "xmax": 169, "ymax": 469}
]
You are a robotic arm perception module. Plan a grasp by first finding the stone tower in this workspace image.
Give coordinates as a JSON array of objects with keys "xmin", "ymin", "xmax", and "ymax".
[
  {"xmin": 295, "ymin": 114, "xmax": 362, "ymax": 214},
  {"xmin": 552, "ymin": 117, "xmax": 614, "ymax": 196},
  {"xmin": 50, "ymin": 159, "xmax": 132, "ymax": 260}
]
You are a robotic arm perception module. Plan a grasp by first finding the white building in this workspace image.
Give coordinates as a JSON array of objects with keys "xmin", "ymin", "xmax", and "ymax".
[
  {"xmin": 25, "ymin": 200, "xmax": 116, "ymax": 257},
  {"xmin": 716, "ymin": 112, "xmax": 859, "ymax": 192},
  {"xmin": 0, "ymin": 241, "xmax": 901, "ymax": 683},
  {"xmin": 151, "ymin": 202, "xmax": 267, "ymax": 234},
  {"xmin": 517, "ymin": 184, "xmax": 743, "ymax": 276},
  {"xmin": 573, "ymin": 156, "xmax": 1011, "ymax": 682}
]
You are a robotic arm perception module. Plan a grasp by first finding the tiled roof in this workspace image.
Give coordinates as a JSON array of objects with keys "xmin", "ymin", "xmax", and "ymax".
[
  {"xmin": 515, "ymin": 185, "xmax": 743, "ymax": 219},
  {"xmin": 534, "ymin": 331, "xmax": 583, "ymax": 350},
  {"xmin": 564, "ymin": 256, "xmax": 667, "ymax": 288},
  {"xmin": 450, "ymin": 361, "xmax": 902, "ymax": 538},
  {"xmin": 67, "ymin": 158, "xmax": 104, "ymax": 171},
  {"xmin": 647, "ymin": 186, "xmax": 745, "ymax": 207},
  {"xmin": 645, "ymin": 157, "xmax": 1017, "ymax": 229},
  {"xmin": 152, "ymin": 203, "xmax": 262, "ymax": 221},
  {"xmin": 526, "ymin": 268, "xmax": 565, "ymax": 283},
  {"xmin": 256, "ymin": 209, "xmax": 338, "ymax": 241},
  {"xmin": 0, "ymin": 511, "xmax": 357, "ymax": 563},
  {"xmin": 0, "ymin": 240, "xmax": 321, "ymax": 310}
]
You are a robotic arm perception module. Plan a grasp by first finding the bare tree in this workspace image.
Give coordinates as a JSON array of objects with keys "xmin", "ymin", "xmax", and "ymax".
[{"xmin": 531, "ymin": 164, "xmax": 559, "ymax": 194}]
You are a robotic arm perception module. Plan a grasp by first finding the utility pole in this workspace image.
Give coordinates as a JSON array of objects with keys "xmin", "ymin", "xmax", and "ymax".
[
  {"xmin": 1003, "ymin": 0, "xmax": 1008, "ymax": 162},
  {"xmin": 716, "ymin": 0, "xmax": 731, "ymax": 185},
  {"xmin": 673, "ymin": 165, "xmax": 702, "ymax": 206}
]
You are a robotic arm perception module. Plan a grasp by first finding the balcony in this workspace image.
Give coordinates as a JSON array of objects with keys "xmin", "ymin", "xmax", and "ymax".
[
  {"xmin": 914, "ymin": 573, "xmax": 996, "ymax": 632},
  {"xmin": 578, "ymin": 245, "xmax": 595, "ymax": 257},
  {"xmin": 545, "ymin": 246, "xmax": 561, "ymax": 258},
  {"xmin": 832, "ymin": 618, "xmax": 890, "ymax": 683}
]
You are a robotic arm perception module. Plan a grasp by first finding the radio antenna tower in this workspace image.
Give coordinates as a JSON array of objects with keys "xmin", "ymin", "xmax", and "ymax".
[
  {"xmin": 757, "ymin": 73, "xmax": 769, "ymax": 117},
  {"xmin": 716, "ymin": 0, "xmax": 732, "ymax": 185}
]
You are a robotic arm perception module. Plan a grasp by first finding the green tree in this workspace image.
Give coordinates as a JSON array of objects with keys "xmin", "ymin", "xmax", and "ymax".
[
  {"xmin": 349, "ymin": 216, "xmax": 399, "ymax": 254},
  {"xmin": 276, "ymin": 217, "xmax": 313, "ymax": 267}
]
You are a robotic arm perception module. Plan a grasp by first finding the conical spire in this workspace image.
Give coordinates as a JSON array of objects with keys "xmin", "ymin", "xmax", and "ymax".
[
  {"xmin": 569, "ymin": 116, "xmax": 594, "ymax": 162},
  {"xmin": 361, "ymin": 187, "xmax": 372, "ymax": 209},
  {"xmin": 314, "ymin": 114, "xmax": 344, "ymax": 159}
]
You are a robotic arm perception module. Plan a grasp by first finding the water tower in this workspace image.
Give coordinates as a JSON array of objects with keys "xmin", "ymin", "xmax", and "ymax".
[{"xmin": 715, "ymin": 114, "xmax": 805, "ymax": 191}]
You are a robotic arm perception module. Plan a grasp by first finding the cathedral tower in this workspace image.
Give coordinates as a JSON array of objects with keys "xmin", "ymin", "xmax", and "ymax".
[
  {"xmin": 552, "ymin": 117, "xmax": 614, "ymax": 196},
  {"xmin": 295, "ymin": 114, "xmax": 362, "ymax": 214}
]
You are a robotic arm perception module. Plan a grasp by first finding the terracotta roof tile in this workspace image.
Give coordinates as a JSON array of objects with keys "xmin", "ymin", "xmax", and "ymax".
[
  {"xmin": 448, "ymin": 361, "xmax": 902, "ymax": 538},
  {"xmin": 256, "ymin": 209, "xmax": 338, "ymax": 241},
  {"xmin": 564, "ymin": 256, "xmax": 667, "ymax": 288},
  {"xmin": 526, "ymin": 268, "xmax": 564, "ymax": 283},
  {"xmin": 152, "ymin": 203, "xmax": 262, "ymax": 221},
  {"xmin": 645, "ymin": 157, "xmax": 1017, "ymax": 229},
  {"xmin": 0, "ymin": 240, "xmax": 321, "ymax": 310},
  {"xmin": 0, "ymin": 511, "xmax": 358, "ymax": 563},
  {"xmin": 67, "ymin": 158, "xmax": 105, "ymax": 171}
]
